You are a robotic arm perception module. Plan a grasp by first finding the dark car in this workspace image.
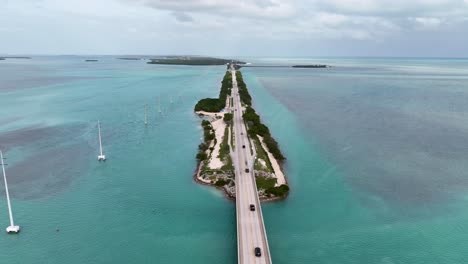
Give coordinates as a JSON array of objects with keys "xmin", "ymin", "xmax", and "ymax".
[
  {"xmin": 245, "ymin": 168, "xmax": 250, "ymax": 173},
  {"xmin": 255, "ymin": 247, "xmax": 261, "ymax": 257},
  {"xmin": 250, "ymin": 204, "xmax": 255, "ymax": 211},
  {"xmin": 242, "ymin": 145, "xmax": 245, "ymax": 148}
]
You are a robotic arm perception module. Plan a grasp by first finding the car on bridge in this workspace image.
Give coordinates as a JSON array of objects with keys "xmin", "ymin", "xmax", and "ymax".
[
  {"xmin": 255, "ymin": 247, "xmax": 261, "ymax": 257},
  {"xmin": 250, "ymin": 204, "xmax": 255, "ymax": 211},
  {"xmin": 245, "ymin": 168, "xmax": 249, "ymax": 173}
]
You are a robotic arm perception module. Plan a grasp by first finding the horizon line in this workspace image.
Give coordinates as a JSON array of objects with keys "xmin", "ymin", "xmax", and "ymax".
[{"xmin": 2, "ymin": 54, "xmax": 468, "ymax": 60}]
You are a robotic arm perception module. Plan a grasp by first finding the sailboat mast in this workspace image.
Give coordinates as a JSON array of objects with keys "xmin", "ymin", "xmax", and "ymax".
[
  {"xmin": 158, "ymin": 96, "xmax": 162, "ymax": 113},
  {"xmin": 144, "ymin": 104, "xmax": 148, "ymax": 125},
  {"xmin": 1, "ymin": 150, "xmax": 15, "ymax": 227},
  {"xmin": 98, "ymin": 121, "xmax": 103, "ymax": 156}
]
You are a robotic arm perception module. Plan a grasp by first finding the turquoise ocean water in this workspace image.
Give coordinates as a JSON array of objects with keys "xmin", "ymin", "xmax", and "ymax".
[{"xmin": 1, "ymin": 56, "xmax": 468, "ymax": 263}]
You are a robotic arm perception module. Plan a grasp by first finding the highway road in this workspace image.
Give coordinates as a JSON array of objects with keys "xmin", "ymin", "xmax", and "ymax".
[{"xmin": 231, "ymin": 68, "xmax": 272, "ymax": 264}]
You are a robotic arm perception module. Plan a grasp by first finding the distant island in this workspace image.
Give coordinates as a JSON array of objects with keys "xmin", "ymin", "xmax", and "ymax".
[
  {"xmin": 292, "ymin": 65, "xmax": 328, "ymax": 68},
  {"xmin": 148, "ymin": 56, "xmax": 245, "ymax": 66},
  {"xmin": 0, "ymin": 56, "xmax": 31, "ymax": 60},
  {"xmin": 118, "ymin": 58, "xmax": 141, "ymax": 60},
  {"xmin": 85, "ymin": 59, "xmax": 98, "ymax": 62}
]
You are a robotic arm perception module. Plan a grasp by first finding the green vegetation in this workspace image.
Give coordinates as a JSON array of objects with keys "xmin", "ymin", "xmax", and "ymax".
[
  {"xmin": 221, "ymin": 71, "xmax": 233, "ymax": 97},
  {"xmin": 243, "ymin": 106, "xmax": 285, "ymax": 161},
  {"xmin": 196, "ymin": 152, "xmax": 208, "ymax": 161},
  {"xmin": 219, "ymin": 127, "xmax": 230, "ymax": 158},
  {"xmin": 223, "ymin": 113, "xmax": 233, "ymax": 123},
  {"xmin": 195, "ymin": 98, "xmax": 224, "ymax": 112},
  {"xmin": 215, "ymin": 179, "xmax": 229, "ymax": 187},
  {"xmin": 219, "ymin": 126, "xmax": 233, "ymax": 171},
  {"xmin": 256, "ymin": 177, "xmax": 288, "ymax": 198},
  {"xmin": 196, "ymin": 120, "xmax": 215, "ymax": 161},
  {"xmin": 266, "ymin": 184, "xmax": 289, "ymax": 197},
  {"xmin": 256, "ymin": 177, "xmax": 276, "ymax": 190},
  {"xmin": 148, "ymin": 56, "xmax": 245, "ymax": 66},
  {"xmin": 230, "ymin": 122, "xmax": 235, "ymax": 151},
  {"xmin": 194, "ymin": 71, "xmax": 232, "ymax": 112},
  {"xmin": 235, "ymin": 71, "xmax": 252, "ymax": 106},
  {"xmin": 262, "ymin": 135, "xmax": 284, "ymax": 161},
  {"xmin": 253, "ymin": 138, "xmax": 273, "ymax": 172}
]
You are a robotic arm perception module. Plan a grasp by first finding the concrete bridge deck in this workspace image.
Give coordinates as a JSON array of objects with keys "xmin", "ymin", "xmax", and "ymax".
[{"xmin": 230, "ymin": 68, "xmax": 272, "ymax": 264}]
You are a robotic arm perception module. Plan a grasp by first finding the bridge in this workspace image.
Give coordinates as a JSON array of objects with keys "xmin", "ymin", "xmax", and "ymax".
[{"xmin": 230, "ymin": 68, "xmax": 272, "ymax": 264}]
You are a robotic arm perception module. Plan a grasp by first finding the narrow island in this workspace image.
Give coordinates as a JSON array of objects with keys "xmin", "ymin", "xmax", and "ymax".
[
  {"xmin": 194, "ymin": 65, "xmax": 289, "ymax": 201},
  {"xmin": 117, "ymin": 57, "xmax": 142, "ymax": 60},
  {"xmin": 292, "ymin": 64, "xmax": 328, "ymax": 68},
  {"xmin": 148, "ymin": 56, "xmax": 245, "ymax": 66},
  {"xmin": 85, "ymin": 59, "xmax": 98, "ymax": 62}
]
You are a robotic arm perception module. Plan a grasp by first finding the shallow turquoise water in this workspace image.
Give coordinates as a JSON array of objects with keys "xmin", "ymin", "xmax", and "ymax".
[
  {"xmin": 1, "ymin": 56, "xmax": 468, "ymax": 263},
  {"xmin": 242, "ymin": 58, "xmax": 468, "ymax": 263},
  {"xmin": 0, "ymin": 57, "xmax": 236, "ymax": 263}
]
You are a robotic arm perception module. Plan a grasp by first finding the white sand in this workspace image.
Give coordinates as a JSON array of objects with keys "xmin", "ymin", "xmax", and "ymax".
[
  {"xmin": 198, "ymin": 174, "xmax": 212, "ymax": 183},
  {"xmin": 196, "ymin": 111, "xmax": 224, "ymax": 119},
  {"xmin": 258, "ymin": 158, "xmax": 267, "ymax": 169},
  {"xmin": 207, "ymin": 118, "xmax": 226, "ymax": 169},
  {"xmin": 258, "ymin": 135, "xmax": 286, "ymax": 186}
]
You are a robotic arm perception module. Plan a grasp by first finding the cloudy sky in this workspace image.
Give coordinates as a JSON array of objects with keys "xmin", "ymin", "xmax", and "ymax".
[{"xmin": 1, "ymin": 0, "xmax": 468, "ymax": 57}]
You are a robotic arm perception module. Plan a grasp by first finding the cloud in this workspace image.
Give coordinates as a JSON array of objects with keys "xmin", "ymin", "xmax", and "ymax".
[
  {"xmin": 172, "ymin": 11, "xmax": 194, "ymax": 22},
  {"xmin": 136, "ymin": 0, "xmax": 296, "ymax": 19},
  {"xmin": 1, "ymin": 0, "xmax": 468, "ymax": 55},
  {"xmin": 128, "ymin": 0, "xmax": 467, "ymax": 40},
  {"xmin": 411, "ymin": 17, "xmax": 444, "ymax": 29}
]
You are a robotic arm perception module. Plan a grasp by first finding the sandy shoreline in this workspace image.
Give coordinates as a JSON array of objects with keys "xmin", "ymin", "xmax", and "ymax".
[
  {"xmin": 208, "ymin": 118, "xmax": 226, "ymax": 169},
  {"xmin": 195, "ymin": 110, "xmax": 227, "ymax": 170},
  {"xmin": 258, "ymin": 135, "xmax": 286, "ymax": 186},
  {"xmin": 193, "ymin": 162, "xmax": 286, "ymax": 203},
  {"xmin": 193, "ymin": 162, "xmax": 235, "ymax": 200}
]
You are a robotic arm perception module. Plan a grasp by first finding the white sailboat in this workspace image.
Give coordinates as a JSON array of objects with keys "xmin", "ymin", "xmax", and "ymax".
[
  {"xmin": 97, "ymin": 121, "xmax": 106, "ymax": 161},
  {"xmin": 0, "ymin": 150, "xmax": 20, "ymax": 233},
  {"xmin": 170, "ymin": 95, "xmax": 173, "ymax": 104},
  {"xmin": 144, "ymin": 103, "xmax": 148, "ymax": 125}
]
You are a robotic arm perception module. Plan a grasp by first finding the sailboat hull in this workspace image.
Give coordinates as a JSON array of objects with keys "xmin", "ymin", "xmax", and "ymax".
[{"xmin": 6, "ymin": 225, "xmax": 20, "ymax": 233}]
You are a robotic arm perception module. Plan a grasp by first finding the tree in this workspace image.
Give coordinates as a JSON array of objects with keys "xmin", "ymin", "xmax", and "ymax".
[
  {"xmin": 223, "ymin": 113, "xmax": 233, "ymax": 123},
  {"xmin": 196, "ymin": 152, "xmax": 207, "ymax": 161}
]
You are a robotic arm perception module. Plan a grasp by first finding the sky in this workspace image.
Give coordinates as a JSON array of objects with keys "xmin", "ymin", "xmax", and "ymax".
[{"xmin": 1, "ymin": 0, "xmax": 468, "ymax": 57}]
